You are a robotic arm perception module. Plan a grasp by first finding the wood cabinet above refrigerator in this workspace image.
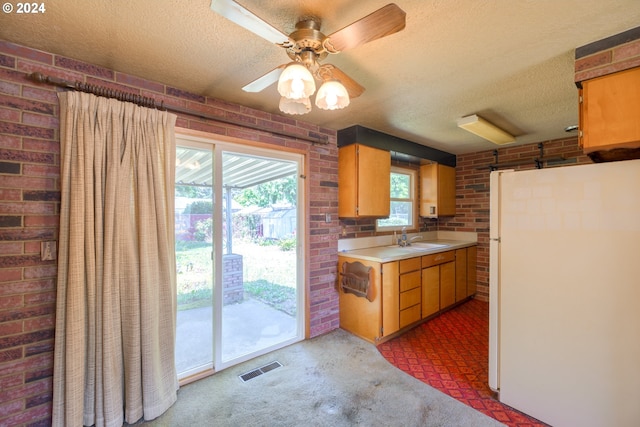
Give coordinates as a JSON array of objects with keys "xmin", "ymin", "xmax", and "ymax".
[
  {"xmin": 338, "ymin": 144, "xmax": 390, "ymax": 218},
  {"xmin": 420, "ymin": 163, "xmax": 456, "ymax": 218},
  {"xmin": 579, "ymin": 67, "xmax": 640, "ymax": 159}
]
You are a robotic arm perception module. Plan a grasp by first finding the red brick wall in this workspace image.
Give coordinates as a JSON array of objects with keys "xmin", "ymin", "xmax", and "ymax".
[
  {"xmin": 440, "ymin": 138, "xmax": 592, "ymax": 301},
  {"xmin": 574, "ymin": 27, "xmax": 640, "ymax": 82},
  {"xmin": 0, "ymin": 40, "xmax": 339, "ymax": 426}
]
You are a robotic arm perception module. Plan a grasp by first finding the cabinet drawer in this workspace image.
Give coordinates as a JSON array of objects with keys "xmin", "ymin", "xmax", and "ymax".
[
  {"xmin": 422, "ymin": 250, "xmax": 455, "ymax": 267},
  {"xmin": 400, "ymin": 287, "xmax": 421, "ymax": 310},
  {"xmin": 399, "ymin": 257, "xmax": 421, "ymax": 274},
  {"xmin": 400, "ymin": 304, "xmax": 421, "ymax": 328},
  {"xmin": 399, "ymin": 270, "xmax": 421, "ymax": 292}
]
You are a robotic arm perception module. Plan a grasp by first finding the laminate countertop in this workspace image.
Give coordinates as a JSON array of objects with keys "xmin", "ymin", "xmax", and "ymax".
[{"xmin": 338, "ymin": 240, "xmax": 477, "ymax": 263}]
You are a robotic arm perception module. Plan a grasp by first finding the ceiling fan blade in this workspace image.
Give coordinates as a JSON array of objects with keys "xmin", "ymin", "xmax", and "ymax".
[
  {"xmin": 324, "ymin": 3, "xmax": 406, "ymax": 53},
  {"xmin": 211, "ymin": 0, "xmax": 291, "ymax": 46},
  {"xmin": 319, "ymin": 64, "xmax": 365, "ymax": 99},
  {"xmin": 242, "ymin": 64, "xmax": 287, "ymax": 92}
]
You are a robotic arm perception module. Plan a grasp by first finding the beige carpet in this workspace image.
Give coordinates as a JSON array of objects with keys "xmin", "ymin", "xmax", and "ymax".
[{"xmin": 140, "ymin": 329, "xmax": 504, "ymax": 426}]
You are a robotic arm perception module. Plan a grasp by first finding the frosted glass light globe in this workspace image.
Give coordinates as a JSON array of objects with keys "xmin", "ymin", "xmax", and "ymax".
[
  {"xmin": 277, "ymin": 63, "xmax": 316, "ymax": 100},
  {"xmin": 315, "ymin": 80, "xmax": 349, "ymax": 110}
]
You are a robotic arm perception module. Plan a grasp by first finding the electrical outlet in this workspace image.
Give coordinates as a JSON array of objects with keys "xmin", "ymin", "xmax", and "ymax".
[
  {"xmin": 325, "ymin": 213, "xmax": 331, "ymax": 223},
  {"xmin": 41, "ymin": 241, "xmax": 56, "ymax": 261}
]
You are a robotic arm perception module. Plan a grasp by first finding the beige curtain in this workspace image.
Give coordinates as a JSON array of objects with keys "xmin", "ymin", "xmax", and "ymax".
[{"xmin": 52, "ymin": 91, "xmax": 178, "ymax": 426}]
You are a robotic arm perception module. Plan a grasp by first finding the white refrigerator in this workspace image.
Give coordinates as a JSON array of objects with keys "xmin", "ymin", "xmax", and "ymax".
[{"xmin": 488, "ymin": 160, "xmax": 640, "ymax": 427}]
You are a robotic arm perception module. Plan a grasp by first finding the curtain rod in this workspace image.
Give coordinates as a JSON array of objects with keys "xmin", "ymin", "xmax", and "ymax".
[{"xmin": 27, "ymin": 72, "xmax": 329, "ymax": 145}]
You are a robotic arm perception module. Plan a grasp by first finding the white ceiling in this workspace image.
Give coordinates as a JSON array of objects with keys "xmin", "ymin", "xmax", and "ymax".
[{"xmin": 1, "ymin": 0, "xmax": 639, "ymax": 154}]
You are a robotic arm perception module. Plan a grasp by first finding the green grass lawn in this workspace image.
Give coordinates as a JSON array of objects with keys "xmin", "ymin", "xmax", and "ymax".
[{"xmin": 175, "ymin": 239, "xmax": 297, "ymax": 313}]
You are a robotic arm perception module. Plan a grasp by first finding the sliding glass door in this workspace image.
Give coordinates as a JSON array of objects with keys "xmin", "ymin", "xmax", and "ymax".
[
  {"xmin": 174, "ymin": 144, "xmax": 214, "ymax": 377},
  {"xmin": 175, "ymin": 136, "xmax": 304, "ymax": 378}
]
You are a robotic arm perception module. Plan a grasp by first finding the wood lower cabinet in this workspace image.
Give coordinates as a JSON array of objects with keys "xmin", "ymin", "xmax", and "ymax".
[
  {"xmin": 440, "ymin": 261, "xmax": 456, "ymax": 309},
  {"xmin": 338, "ymin": 245, "xmax": 476, "ymax": 343},
  {"xmin": 421, "ymin": 265, "xmax": 440, "ymax": 318},
  {"xmin": 455, "ymin": 248, "xmax": 467, "ymax": 302},
  {"xmin": 338, "ymin": 256, "xmax": 398, "ymax": 343},
  {"xmin": 455, "ymin": 246, "xmax": 477, "ymax": 301},
  {"xmin": 421, "ymin": 251, "xmax": 455, "ymax": 318},
  {"xmin": 466, "ymin": 245, "xmax": 477, "ymax": 296},
  {"xmin": 399, "ymin": 258, "xmax": 422, "ymax": 328}
]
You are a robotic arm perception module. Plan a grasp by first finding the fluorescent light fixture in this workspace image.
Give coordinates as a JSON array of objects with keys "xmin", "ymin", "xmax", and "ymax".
[{"xmin": 457, "ymin": 114, "xmax": 515, "ymax": 145}]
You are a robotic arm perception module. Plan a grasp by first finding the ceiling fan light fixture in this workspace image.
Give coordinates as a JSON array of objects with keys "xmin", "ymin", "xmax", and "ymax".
[
  {"xmin": 315, "ymin": 80, "xmax": 350, "ymax": 110},
  {"xmin": 457, "ymin": 114, "xmax": 515, "ymax": 145},
  {"xmin": 277, "ymin": 62, "xmax": 316, "ymax": 100},
  {"xmin": 279, "ymin": 96, "xmax": 311, "ymax": 115}
]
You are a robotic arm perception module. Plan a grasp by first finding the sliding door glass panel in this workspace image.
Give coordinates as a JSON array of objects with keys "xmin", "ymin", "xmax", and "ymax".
[
  {"xmin": 174, "ymin": 145, "xmax": 214, "ymax": 378},
  {"xmin": 219, "ymin": 151, "xmax": 300, "ymax": 364},
  {"xmin": 175, "ymin": 135, "xmax": 305, "ymax": 377}
]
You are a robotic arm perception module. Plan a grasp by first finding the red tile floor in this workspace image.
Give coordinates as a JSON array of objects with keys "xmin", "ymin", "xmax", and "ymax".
[{"xmin": 378, "ymin": 299, "xmax": 548, "ymax": 427}]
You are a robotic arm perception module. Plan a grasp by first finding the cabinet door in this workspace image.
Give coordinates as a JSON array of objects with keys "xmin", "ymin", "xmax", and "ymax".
[
  {"xmin": 338, "ymin": 144, "xmax": 390, "ymax": 218},
  {"xmin": 466, "ymin": 245, "xmax": 477, "ymax": 297},
  {"xmin": 420, "ymin": 164, "xmax": 456, "ymax": 217},
  {"xmin": 422, "ymin": 266, "xmax": 440, "ymax": 318},
  {"xmin": 338, "ymin": 144, "xmax": 358, "ymax": 217},
  {"xmin": 580, "ymin": 67, "xmax": 640, "ymax": 153},
  {"xmin": 338, "ymin": 256, "xmax": 383, "ymax": 343},
  {"xmin": 357, "ymin": 145, "xmax": 391, "ymax": 217},
  {"xmin": 381, "ymin": 261, "xmax": 399, "ymax": 337},
  {"xmin": 455, "ymin": 248, "xmax": 467, "ymax": 302},
  {"xmin": 440, "ymin": 261, "xmax": 456, "ymax": 309},
  {"xmin": 438, "ymin": 165, "xmax": 456, "ymax": 216}
]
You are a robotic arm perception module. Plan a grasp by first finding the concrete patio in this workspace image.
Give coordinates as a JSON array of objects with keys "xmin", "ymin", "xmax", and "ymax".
[{"xmin": 175, "ymin": 297, "xmax": 298, "ymax": 374}]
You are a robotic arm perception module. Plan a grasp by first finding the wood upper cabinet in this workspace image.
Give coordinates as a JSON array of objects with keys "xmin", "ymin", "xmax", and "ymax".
[
  {"xmin": 579, "ymin": 67, "xmax": 640, "ymax": 153},
  {"xmin": 420, "ymin": 163, "xmax": 456, "ymax": 218},
  {"xmin": 338, "ymin": 144, "xmax": 391, "ymax": 218}
]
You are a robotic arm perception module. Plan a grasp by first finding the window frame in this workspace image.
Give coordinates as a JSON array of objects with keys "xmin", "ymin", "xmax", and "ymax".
[{"xmin": 375, "ymin": 165, "xmax": 418, "ymax": 232}]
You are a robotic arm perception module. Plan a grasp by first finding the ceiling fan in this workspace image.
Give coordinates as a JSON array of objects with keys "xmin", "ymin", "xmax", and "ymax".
[{"xmin": 210, "ymin": 1, "xmax": 406, "ymax": 114}]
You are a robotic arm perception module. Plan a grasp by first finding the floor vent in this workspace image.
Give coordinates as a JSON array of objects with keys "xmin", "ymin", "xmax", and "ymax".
[{"xmin": 239, "ymin": 361, "xmax": 282, "ymax": 382}]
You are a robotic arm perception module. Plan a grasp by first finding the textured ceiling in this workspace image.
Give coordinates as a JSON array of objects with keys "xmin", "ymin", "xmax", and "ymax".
[{"xmin": 1, "ymin": 0, "xmax": 639, "ymax": 154}]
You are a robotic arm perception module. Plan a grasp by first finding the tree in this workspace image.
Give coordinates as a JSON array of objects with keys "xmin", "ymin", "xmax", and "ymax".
[
  {"xmin": 390, "ymin": 172, "xmax": 410, "ymax": 198},
  {"xmin": 234, "ymin": 176, "xmax": 296, "ymax": 208},
  {"xmin": 176, "ymin": 184, "xmax": 212, "ymax": 199}
]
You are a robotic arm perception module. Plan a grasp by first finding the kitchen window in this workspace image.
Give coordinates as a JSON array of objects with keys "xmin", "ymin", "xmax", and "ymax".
[{"xmin": 376, "ymin": 166, "xmax": 417, "ymax": 231}]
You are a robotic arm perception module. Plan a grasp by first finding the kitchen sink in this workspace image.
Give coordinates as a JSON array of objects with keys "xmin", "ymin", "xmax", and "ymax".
[
  {"xmin": 409, "ymin": 242, "xmax": 449, "ymax": 249},
  {"xmin": 385, "ymin": 242, "xmax": 449, "ymax": 252}
]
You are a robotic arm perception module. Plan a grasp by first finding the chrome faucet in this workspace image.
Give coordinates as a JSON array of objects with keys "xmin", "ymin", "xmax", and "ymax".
[
  {"xmin": 398, "ymin": 227, "xmax": 408, "ymax": 246},
  {"xmin": 397, "ymin": 232, "xmax": 423, "ymax": 247}
]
